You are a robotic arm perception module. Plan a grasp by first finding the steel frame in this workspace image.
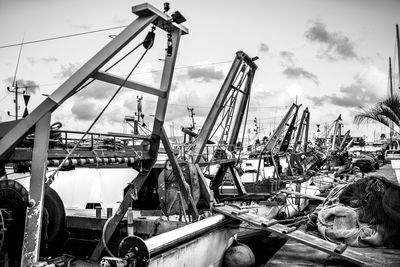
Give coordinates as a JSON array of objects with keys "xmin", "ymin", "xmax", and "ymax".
[
  {"xmin": 188, "ymin": 51, "xmax": 257, "ymax": 200},
  {"xmin": 0, "ymin": 3, "xmax": 188, "ymax": 266}
]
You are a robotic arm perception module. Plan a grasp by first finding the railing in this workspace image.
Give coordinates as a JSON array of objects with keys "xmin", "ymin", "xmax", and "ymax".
[{"xmin": 50, "ymin": 130, "xmax": 151, "ymax": 152}]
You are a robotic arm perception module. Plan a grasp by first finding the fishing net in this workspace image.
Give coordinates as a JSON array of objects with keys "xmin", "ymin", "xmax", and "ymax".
[
  {"xmin": 317, "ymin": 175, "xmax": 400, "ymax": 247},
  {"xmin": 317, "ymin": 204, "xmax": 385, "ymax": 247}
]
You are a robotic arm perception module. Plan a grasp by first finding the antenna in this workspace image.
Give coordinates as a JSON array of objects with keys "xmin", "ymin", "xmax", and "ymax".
[{"xmin": 7, "ymin": 36, "xmax": 28, "ymax": 120}]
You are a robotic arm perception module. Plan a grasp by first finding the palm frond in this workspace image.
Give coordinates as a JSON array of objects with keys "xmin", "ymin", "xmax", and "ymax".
[{"xmin": 354, "ymin": 95, "xmax": 400, "ymax": 129}]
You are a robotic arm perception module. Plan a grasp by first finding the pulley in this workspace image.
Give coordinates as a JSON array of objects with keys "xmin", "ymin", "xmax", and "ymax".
[
  {"xmin": 143, "ymin": 25, "xmax": 156, "ymax": 50},
  {"xmin": 166, "ymin": 32, "xmax": 173, "ymax": 56},
  {"xmin": 118, "ymin": 235, "xmax": 149, "ymax": 267}
]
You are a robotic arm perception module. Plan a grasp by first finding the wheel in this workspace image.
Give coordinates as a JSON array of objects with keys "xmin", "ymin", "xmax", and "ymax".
[{"xmin": 40, "ymin": 186, "xmax": 68, "ymax": 256}]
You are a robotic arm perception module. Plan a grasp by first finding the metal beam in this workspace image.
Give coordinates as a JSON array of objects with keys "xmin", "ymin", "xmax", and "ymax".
[
  {"xmin": 280, "ymin": 105, "xmax": 301, "ymax": 152},
  {"xmin": 160, "ymin": 126, "xmax": 199, "ymax": 218},
  {"xmin": 90, "ymin": 156, "xmax": 158, "ymax": 260},
  {"xmin": 20, "ymin": 112, "xmax": 51, "ymax": 266},
  {"xmin": 229, "ymin": 165, "xmax": 246, "ymax": 195},
  {"xmin": 93, "ymin": 71, "xmax": 167, "ymax": 98},
  {"xmin": 228, "ymin": 67, "xmax": 256, "ymax": 150},
  {"xmin": 189, "ymin": 52, "xmax": 245, "ymax": 163},
  {"xmin": 152, "ymin": 28, "xmax": 182, "ymax": 135},
  {"xmin": 194, "ymin": 163, "xmax": 211, "ymax": 203},
  {"xmin": 0, "ymin": 12, "xmax": 157, "ymax": 161},
  {"xmin": 91, "ymin": 10, "xmax": 186, "ymax": 260},
  {"xmin": 293, "ymin": 108, "xmax": 309, "ymax": 153},
  {"xmin": 262, "ymin": 104, "xmax": 298, "ymax": 154},
  {"xmin": 303, "ymin": 109, "xmax": 310, "ymax": 152},
  {"xmin": 132, "ymin": 3, "xmax": 189, "ymax": 35}
]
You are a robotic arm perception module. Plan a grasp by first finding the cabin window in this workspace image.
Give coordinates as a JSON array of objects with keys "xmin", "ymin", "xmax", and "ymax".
[{"xmin": 86, "ymin": 203, "xmax": 102, "ymax": 209}]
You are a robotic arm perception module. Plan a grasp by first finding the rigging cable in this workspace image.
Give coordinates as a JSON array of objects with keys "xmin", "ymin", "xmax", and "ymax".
[
  {"xmin": 0, "ymin": 26, "xmax": 127, "ymax": 49},
  {"xmin": 12, "ymin": 37, "xmax": 24, "ymax": 87},
  {"xmin": 47, "ymin": 30, "xmax": 154, "ymax": 184},
  {"xmin": 73, "ymin": 40, "xmax": 144, "ymax": 96},
  {"xmin": 237, "ymin": 71, "xmax": 253, "ymax": 162}
]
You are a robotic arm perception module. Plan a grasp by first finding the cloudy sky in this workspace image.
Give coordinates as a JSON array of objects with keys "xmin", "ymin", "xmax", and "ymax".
[{"xmin": 0, "ymin": 0, "xmax": 399, "ymax": 142}]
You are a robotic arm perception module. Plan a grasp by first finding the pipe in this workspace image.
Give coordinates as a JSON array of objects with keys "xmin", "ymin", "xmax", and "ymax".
[
  {"xmin": 145, "ymin": 214, "xmax": 234, "ymax": 256},
  {"xmin": 181, "ymin": 127, "xmax": 214, "ymax": 144}
]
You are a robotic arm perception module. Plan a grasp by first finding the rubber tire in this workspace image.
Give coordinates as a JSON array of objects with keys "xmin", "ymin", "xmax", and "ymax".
[
  {"xmin": 40, "ymin": 186, "xmax": 68, "ymax": 256},
  {"xmin": 0, "ymin": 180, "xmax": 28, "ymax": 267}
]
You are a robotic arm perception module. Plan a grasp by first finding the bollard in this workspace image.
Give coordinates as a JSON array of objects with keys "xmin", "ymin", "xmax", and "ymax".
[
  {"xmin": 96, "ymin": 207, "xmax": 102, "ymax": 218},
  {"xmin": 107, "ymin": 208, "xmax": 113, "ymax": 218}
]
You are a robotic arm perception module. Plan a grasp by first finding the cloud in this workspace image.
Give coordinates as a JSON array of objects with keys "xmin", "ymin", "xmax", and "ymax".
[
  {"xmin": 71, "ymin": 101, "xmax": 98, "ymax": 121},
  {"xmin": 282, "ymin": 66, "xmax": 319, "ymax": 85},
  {"xmin": 280, "ymin": 51, "xmax": 295, "ymax": 64},
  {"xmin": 42, "ymin": 57, "xmax": 58, "ymax": 63},
  {"xmin": 186, "ymin": 66, "xmax": 224, "ymax": 82},
  {"xmin": 5, "ymin": 77, "xmax": 40, "ymax": 94},
  {"xmin": 54, "ymin": 63, "xmax": 80, "ymax": 79},
  {"xmin": 70, "ymin": 24, "xmax": 91, "ymax": 30},
  {"xmin": 279, "ymin": 51, "xmax": 319, "ymax": 85},
  {"xmin": 25, "ymin": 56, "xmax": 58, "ymax": 65},
  {"xmin": 75, "ymin": 81, "xmax": 116, "ymax": 100},
  {"xmin": 305, "ymin": 20, "xmax": 358, "ymax": 61},
  {"xmin": 307, "ymin": 66, "xmax": 385, "ymax": 108},
  {"xmin": 26, "ymin": 57, "xmax": 36, "ymax": 65},
  {"xmin": 112, "ymin": 16, "xmax": 129, "ymax": 24},
  {"xmin": 259, "ymin": 43, "xmax": 269, "ymax": 53}
]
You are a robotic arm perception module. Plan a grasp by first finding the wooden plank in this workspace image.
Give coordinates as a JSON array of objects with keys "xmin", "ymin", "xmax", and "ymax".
[{"xmin": 213, "ymin": 205, "xmax": 383, "ymax": 267}]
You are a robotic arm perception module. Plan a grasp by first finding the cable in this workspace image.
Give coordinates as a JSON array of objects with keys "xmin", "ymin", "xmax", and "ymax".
[
  {"xmin": 47, "ymin": 44, "xmax": 150, "ymax": 182},
  {"xmin": 73, "ymin": 41, "xmax": 144, "ymax": 95},
  {"xmin": 0, "ymin": 25, "xmax": 128, "ymax": 49},
  {"xmin": 12, "ymin": 37, "xmax": 24, "ymax": 86},
  {"xmin": 0, "ymin": 91, "xmax": 12, "ymax": 104},
  {"xmin": 102, "ymin": 215, "xmax": 117, "ymax": 257},
  {"xmin": 16, "ymin": 61, "xmax": 234, "ymax": 91}
]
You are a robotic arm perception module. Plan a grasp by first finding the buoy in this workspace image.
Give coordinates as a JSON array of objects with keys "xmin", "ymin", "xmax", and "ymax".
[{"xmin": 223, "ymin": 242, "xmax": 255, "ymax": 267}]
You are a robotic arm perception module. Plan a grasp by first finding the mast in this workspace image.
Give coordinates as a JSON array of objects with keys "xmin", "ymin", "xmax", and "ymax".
[
  {"xmin": 389, "ymin": 57, "xmax": 393, "ymax": 95},
  {"xmin": 390, "ymin": 56, "xmax": 394, "ymax": 142},
  {"xmin": 396, "ymin": 24, "xmax": 400, "ymax": 89}
]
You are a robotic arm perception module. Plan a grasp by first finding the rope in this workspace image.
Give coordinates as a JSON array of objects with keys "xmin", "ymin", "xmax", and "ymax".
[
  {"xmin": 73, "ymin": 41, "xmax": 144, "ymax": 95},
  {"xmin": 47, "ymin": 44, "xmax": 151, "ymax": 184}
]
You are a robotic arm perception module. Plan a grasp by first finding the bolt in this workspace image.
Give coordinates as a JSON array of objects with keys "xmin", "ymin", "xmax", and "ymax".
[{"xmin": 28, "ymin": 199, "xmax": 36, "ymax": 207}]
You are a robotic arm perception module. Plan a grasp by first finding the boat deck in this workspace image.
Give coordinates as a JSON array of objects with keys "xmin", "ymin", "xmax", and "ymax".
[
  {"xmin": 266, "ymin": 239, "xmax": 400, "ymax": 267},
  {"xmin": 266, "ymin": 163, "xmax": 400, "ymax": 266}
]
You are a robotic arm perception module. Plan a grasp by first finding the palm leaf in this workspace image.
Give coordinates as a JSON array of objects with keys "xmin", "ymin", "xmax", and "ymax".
[{"xmin": 354, "ymin": 95, "xmax": 400, "ymax": 129}]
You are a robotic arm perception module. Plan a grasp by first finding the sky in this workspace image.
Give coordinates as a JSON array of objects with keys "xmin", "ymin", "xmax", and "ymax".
[{"xmin": 0, "ymin": 0, "xmax": 399, "ymax": 143}]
